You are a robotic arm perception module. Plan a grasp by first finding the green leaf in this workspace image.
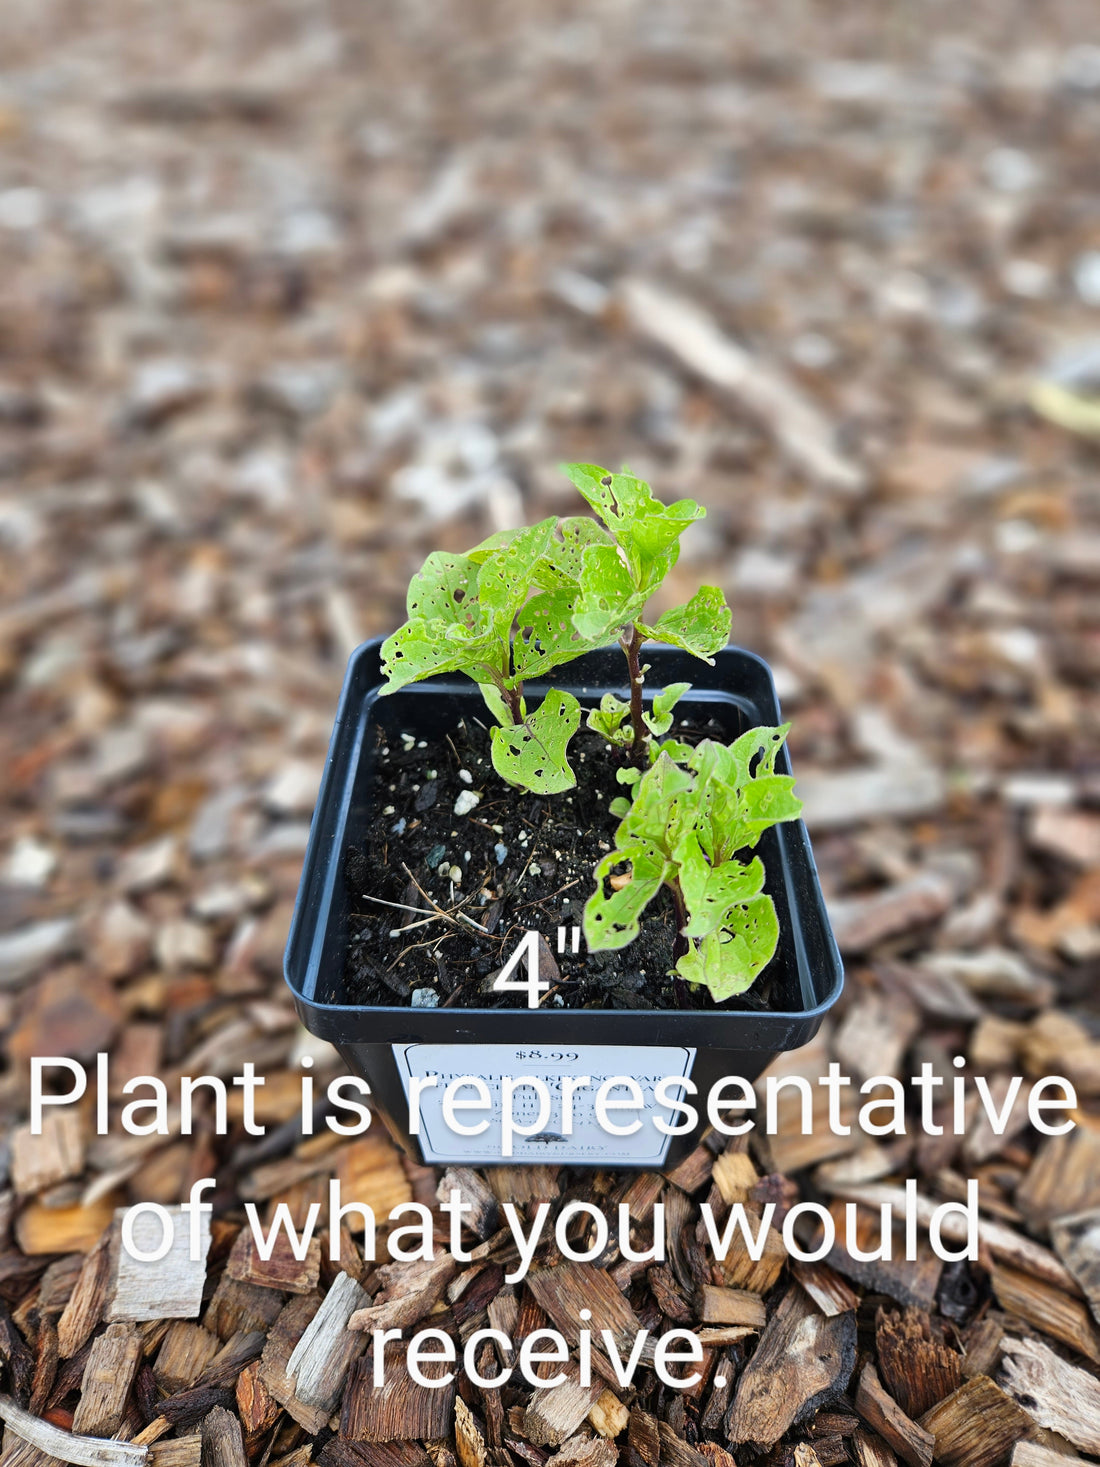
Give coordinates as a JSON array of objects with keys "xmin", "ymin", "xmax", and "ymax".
[
  {"xmin": 586, "ymin": 691, "xmax": 632, "ymax": 747},
  {"xmin": 479, "ymin": 682, "xmax": 512, "ymax": 727},
  {"xmin": 674, "ymin": 829, "xmax": 767, "ymax": 939},
  {"xmin": 675, "ymin": 895, "xmax": 779, "ymax": 1001},
  {"xmin": 608, "ymin": 796, "xmax": 632, "ymax": 818},
  {"xmin": 404, "ymin": 551, "xmax": 482, "ymax": 628},
  {"xmin": 560, "ymin": 463, "xmax": 705, "ymax": 589},
  {"xmin": 476, "ymin": 517, "xmax": 557, "ymax": 633},
  {"xmin": 489, "ymin": 688, "xmax": 581, "ymax": 794},
  {"xmin": 573, "ymin": 544, "xmax": 645, "ymax": 642},
  {"xmin": 379, "ymin": 618, "xmax": 498, "ymax": 694},
  {"xmin": 653, "ymin": 736, "xmax": 695, "ymax": 765},
  {"xmin": 540, "ymin": 517, "xmax": 615, "ymax": 588},
  {"xmin": 617, "ymin": 751, "xmax": 693, "ymax": 853},
  {"xmin": 583, "ymin": 839, "xmax": 668, "ymax": 951},
  {"xmin": 515, "ymin": 589, "xmax": 602, "ymax": 680},
  {"xmin": 643, "ymin": 681, "xmax": 691, "ymax": 738},
  {"xmin": 638, "ymin": 585, "xmax": 731, "ymax": 663}
]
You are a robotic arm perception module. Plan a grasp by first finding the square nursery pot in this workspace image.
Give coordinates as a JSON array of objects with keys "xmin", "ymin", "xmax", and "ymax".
[{"xmin": 285, "ymin": 638, "xmax": 843, "ymax": 1170}]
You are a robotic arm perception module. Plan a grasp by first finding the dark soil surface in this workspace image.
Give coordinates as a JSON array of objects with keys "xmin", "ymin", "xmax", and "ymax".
[{"xmin": 343, "ymin": 714, "xmax": 783, "ymax": 1011}]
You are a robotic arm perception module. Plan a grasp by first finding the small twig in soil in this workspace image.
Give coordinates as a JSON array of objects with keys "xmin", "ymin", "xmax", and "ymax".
[
  {"xmin": 400, "ymin": 863, "xmax": 487, "ymax": 932},
  {"xmin": 515, "ymin": 877, "xmax": 581, "ymax": 911}
]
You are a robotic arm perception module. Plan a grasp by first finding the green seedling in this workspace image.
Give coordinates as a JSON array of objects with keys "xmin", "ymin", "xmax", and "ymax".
[
  {"xmin": 379, "ymin": 517, "xmax": 611, "ymax": 794},
  {"xmin": 561, "ymin": 463, "xmax": 731, "ymax": 764},
  {"xmin": 584, "ymin": 726, "xmax": 803, "ymax": 1001}
]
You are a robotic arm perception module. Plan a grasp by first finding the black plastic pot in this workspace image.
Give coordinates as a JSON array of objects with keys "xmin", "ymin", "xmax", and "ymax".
[{"xmin": 284, "ymin": 638, "xmax": 843, "ymax": 1169}]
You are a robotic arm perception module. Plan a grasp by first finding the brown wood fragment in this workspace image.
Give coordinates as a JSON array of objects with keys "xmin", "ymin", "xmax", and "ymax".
[
  {"xmin": 695, "ymin": 1326, "xmax": 755, "ymax": 1346},
  {"xmin": 792, "ymin": 1261, "xmax": 859, "ymax": 1316},
  {"xmin": 107, "ymin": 1207, "xmax": 210, "ymax": 1323},
  {"xmin": 545, "ymin": 1437, "xmax": 615, "ymax": 1467},
  {"xmin": 257, "ymin": 1294, "xmax": 323, "ymax": 1411},
  {"xmin": 528, "ymin": 1264, "xmax": 654, "ymax": 1384},
  {"xmin": 1016, "ymin": 1130, "xmax": 1100, "ymax": 1231},
  {"xmin": 235, "ymin": 1359, "xmax": 280, "ymax": 1439},
  {"xmin": 16, "ymin": 1198, "xmax": 118, "ymax": 1259},
  {"xmin": 696, "ymin": 1285, "xmax": 765, "ymax": 1328},
  {"xmin": 854, "ymin": 1363, "xmax": 934, "ymax": 1467},
  {"xmin": 587, "ymin": 1391, "xmax": 628, "ymax": 1440},
  {"xmin": 656, "ymin": 1421, "xmax": 709, "ymax": 1467},
  {"xmin": 196, "ymin": 1330, "xmax": 266, "ymax": 1389},
  {"xmin": 149, "ymin": 1440, "xmax": 201, "ymax": 1467},
  {"xmin": 340, "ymin": 1341, "xmax": 454, "ymax": 1442},
  {"xmin": 483, "ymin": 1167, "xmax": 559, "ymax": 1206},
  {"xmin": 0, "ymin": 1303, "xmax": 35, "ymax": 1405},
  {"xmin": 726, "ymin": 1288, "xmax": 857, "ymax": 1449},
  {"xmin": 523, "ymin": 1368, "xmax": 604, "ymax": 1448},
  {"xmin": 646, "ymin": 1265, "xmax": 691, "ymax": 1324},
  {"xmin": 999, "ymin": 1335, "xmax": 1100, "ymax": 1455},
  {"xmin": 437, "ymin": 1168, "xmax": 498, "ymax": 1239},
  {"xmin": 56, "ymin": 1220, "xmax": 115, "ymax": 1355},
  {"xmin": 226, "ymin": 1225, "xmax": 320, "ymax": 1295},
  {"xmin": 852, "ymin": 1430, "xmax": 898, "ymax": 1467},
  {"xmin": 710, "ymin": 1150, "xmax": 758, "ymax": 1206},
  {"xmin": 876, "ymin": 1308, "xmax": 963, "ymax": 1418},
  {"xmin": 283, "ymin": 1271, "xmax": 368, "ymax": 1432},
  {"xmin": 0, "ymin": 1392, "xmax": 148, "ymax": 1467},
  {"xmin": 1049, "ymin": 1210, "xmax": 1100, "ymax": 1325},
  {"xmin": 696, "ymin": 1444, "xmax": 738, "ymax": 1467},
  {"xmin": 347, "ymin": 1254, "xmax": 457, "ymax": 1333},
  {"xmin": 455, "ymin": 1397, "xmax": 487, "ymax": 1467},
  {"xmin": 321, "ymin": 1443, "xmax": 429, "ymax": 1467},
  {"xmin": 713, "ymin": 1204, "xmax": 787, "ymax": 1294},
  {"xmin": 71, "ymin": 1323, "xmax": 141, "ymax": 1438},
  {"xmin": 822, "ymin": 1182, "xmax": 1076, "ymax": 1296},
  {"xmin": 989, "ymin": 1263, "xmax": 1100, "ymax": 1363},
  {"xmin": 10, "ymin": 1115, "xmax": 85, "ymax": 1199},
  {"xmin": 617, "ymin": 1173, "xmax": 665, "ymax": 1226},
  {"xmin": 200, "ymin": 1406, "xmax": 247, "ymax": 1467},
  {"xmin": 1009, "ymin": 1446, "xmax": 1080, "ymax": 1467},
  {"xmin": 626, "ymin": 1409, "xmax": 659, "ymax": 1467},
  {"xmin": 153, "ymin": 1324, "xmax": 220, "ymax": 1393},
  {"xmin": 828, "ymin": 1202, "xmax": 942, "ymax": 1309},
  {"xmin": 202, "ymin": 1276, "xmax": 285, "ymax": 1340},
  {"xmin": 664, "ymin": 1145, "xmax": 714, "ymax": 1194},
  {"xmin": 918, "ymin": 1376, "xmax": 1032, "ymax": 1467}
]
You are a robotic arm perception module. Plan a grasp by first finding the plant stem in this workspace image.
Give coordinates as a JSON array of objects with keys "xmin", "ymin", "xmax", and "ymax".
[
  {"xmin": 622, "ymin": 624, "xmax": 648, "ymax": 766},
  {"xmin": 504, "ymin": 683, "xmax": 523, "ymax": 724},
  {"xmin": 669, "ymin": 877, "xmax": 689, "ymax": 963}
]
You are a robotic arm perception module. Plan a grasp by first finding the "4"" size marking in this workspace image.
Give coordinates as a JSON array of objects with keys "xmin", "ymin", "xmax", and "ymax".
[{"xmin": 493, "ymin": 927, "xmax": 583, "ymax": 1007}]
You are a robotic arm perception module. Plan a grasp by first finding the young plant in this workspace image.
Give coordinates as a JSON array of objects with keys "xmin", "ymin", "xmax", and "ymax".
[
  {"xmin": 378, "ymin": 517, "xmax": 611, "ymax": 794},
  {"xmin": 561, "ymin": 463, "xmax": 731, "ymax": 765},
  {"xmin": 583, "ymin": 726, "xmax": 803, "ymax": 1001}
]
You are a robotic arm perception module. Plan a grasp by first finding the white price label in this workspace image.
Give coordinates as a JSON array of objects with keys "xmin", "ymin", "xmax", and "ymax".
[{"xmin": 392, "ymin": 1042, "xmax": 696, "ymax": 1166}]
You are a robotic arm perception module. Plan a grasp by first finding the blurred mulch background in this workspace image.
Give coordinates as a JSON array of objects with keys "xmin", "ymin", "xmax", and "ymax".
[{"xmin": 1, "ymin": 1, "xmax": 1100, "ymax": 1465}]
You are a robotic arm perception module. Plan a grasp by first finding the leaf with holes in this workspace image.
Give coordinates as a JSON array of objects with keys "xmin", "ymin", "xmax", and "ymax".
[
  {"xmin": 515, "ymin": 589, "xmax": 603, "ymax": 680},
  {"xmin": 476, "ymin": 517, "xmax": 557, "ymax": 634},
  {"xmin": 638, "ymin": 585, "xmax": 731, "ymax": 664},
  {"xmin": 675, "ymin": 829, "xmax": 767, "ymax": 939},
  {"xmin": 561, "ymin": 463, "xmax": 705, "ymax": 588},
  {"xmin": 380, "ymin": 618, "xmax": 499, "ymax": 695},
  {"xmin": 489, "ymin": 688, "xmax": 581, "ymax": 794},
  {"xmin": 676, "ymin": 896, "xmax": 780, "ymax": 1001},
  {"xmin": 572, "ymin": 544, "xmax": 645, "ymax": 642},
  {"xmin": 404, "ymin": 551, "xmax": 483, "ymax": 629},
  {"xmin": 583, "ymin": 839, "xmax": 669, "ymax": 951}
]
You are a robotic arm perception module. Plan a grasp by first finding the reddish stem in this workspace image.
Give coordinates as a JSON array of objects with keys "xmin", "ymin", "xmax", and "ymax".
[{"xmin": 622, "ymin": 625, "xmax": 648, "ymax": 767}]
